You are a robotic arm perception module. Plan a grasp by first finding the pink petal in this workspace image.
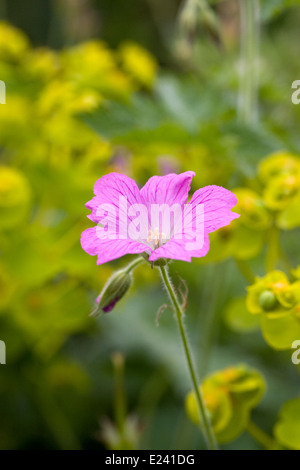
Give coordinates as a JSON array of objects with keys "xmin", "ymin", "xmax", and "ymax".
[
  {"xmin": 188, "ymin": 185, "xmax": 239, "ymax": 233},
  {"xmin": 86, "ymin": 172, "xmax": 142, "ymax": 226},
  {"xmin": 80, "ymin": 227, "xmax": 148, "ymax": 265},
  {"xmin": 148, "ymin": 235, "xmax": 210, "ymax": 263},
  {"xmin": 140, "ymin": 171, "xmax": 195, "ymax": 206}
]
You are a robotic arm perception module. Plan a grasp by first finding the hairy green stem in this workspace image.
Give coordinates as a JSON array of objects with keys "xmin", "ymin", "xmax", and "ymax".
[
  {"xmin": 159, "ymin": 265, "xmax": 218, "ymax": 450},
  {"xmin": 124, "ymin": 256, "xmax": 145, "ymax": 274}
]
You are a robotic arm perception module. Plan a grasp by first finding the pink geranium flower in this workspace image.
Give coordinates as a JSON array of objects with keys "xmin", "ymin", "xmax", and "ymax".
[{"xmin": 81, "ymin": 171, "xmax": 239, "ymax": 264}]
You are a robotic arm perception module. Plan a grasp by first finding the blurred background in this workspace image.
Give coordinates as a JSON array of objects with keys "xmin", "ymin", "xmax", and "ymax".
[{"xmin": 1, "ymin": 0, "xmax": 300, "ymax": 450}]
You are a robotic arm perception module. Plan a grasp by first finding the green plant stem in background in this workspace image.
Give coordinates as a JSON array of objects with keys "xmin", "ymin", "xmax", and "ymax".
[
  {"xmin": 198, "ymin": 263, "xmax": 233, "ymax": 377},
  {"xmin": 246, "ymin": 420, "xmax": 276, "ymax": 450},
  {"xmin": 112, "ymin": 353, "xmax": 126, "ymax": 434},
  {"xmin": 265, "ymin": 225, "xmax": 280, "ymax": 272},
  {"xmin": 265, "ymin": 226, "xmax": 293, "ymax": 273},
  {"xmin": 279, "ymin": 246, "xmax": 293, "ymax": 273},
  {"xmin": 235, "ymin": 258, "xmax": 255, "ymax": 284},
  {"xmin": 159, "ymin": 265, "xmax": 218, "ymax": 450},
  {"xmin": 238, "ymin": 0, "xmax": 260, "ymax": 125}
]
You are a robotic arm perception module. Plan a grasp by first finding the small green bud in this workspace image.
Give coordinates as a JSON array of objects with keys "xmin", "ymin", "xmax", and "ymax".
[
  {"xmin": 153, "ymin": 258, "xmax": 169, "ymax": 267},
  {"xmin": 91, "ymin": 269, "xmax": 133, "ymax": 317},
  {"xmin": 259, "ymin": 290, "xmax": 278, "ymax": 311},
  {"xmin": 142, "ymin": 252, "xmax": 169, "ymax": 267}
]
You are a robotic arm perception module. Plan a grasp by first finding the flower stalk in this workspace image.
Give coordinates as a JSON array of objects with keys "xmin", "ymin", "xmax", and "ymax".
[
  {"xmin": 111, "ymin": 352, "xmax": 127, "ymax": 434},
  {"xmin": 124, "ymin": 256, "xmax": 145, "ymax": 274},
  {"xmin": 246, "ymin": 420, "xmax": 276, "ymax": 450},
  {"xmin": 159, "ymin": 264, "xmax": 218, "ymax": 450},
  {"xmin": 91, "ymin": 256, "xmax": 145, "ymax": 316}
]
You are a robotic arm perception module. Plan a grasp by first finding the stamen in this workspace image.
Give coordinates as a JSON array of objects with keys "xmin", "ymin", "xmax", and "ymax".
[{"xmin": 147, "ymin": 227, "xmax": 166, "ymax": 248}]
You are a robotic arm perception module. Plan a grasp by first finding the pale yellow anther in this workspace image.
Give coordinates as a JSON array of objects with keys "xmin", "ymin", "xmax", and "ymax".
[{"xmin": 147, "ymin": 227, "xmax": 166, "ymax": 247}]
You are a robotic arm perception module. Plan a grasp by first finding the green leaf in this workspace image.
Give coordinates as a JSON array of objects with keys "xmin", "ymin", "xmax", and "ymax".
[
  {"xmin": 260, "ymin": 313, "xmax": 300, "ymax": 350},
  {"xmin": 80, "ymin": 95, "xmax": 168, "ymax": 139},
  {"xmin": 274, "ymin": 398, "xmax": 300, "ymax": 450},
  {"xmin": 223, "ymin": 122, "xmax": 283, "ymax": 178},
  {"xmin": 225, "ymin": 297, "xmax": 260, "ymax": 333},
  {"xmin": 277, "ymin": 195, "xmax": 300, "ymax": 229},
  {"xmin": 80, "ymin": 75, "xmax": 232, "ymax": 141},
  {"xmin": 216, "ymin": 401, "xmax": 250, "ymax": 445},
  {"xmin": 155, "ymin": 75, "xmax": 229, "ymax": 134}
]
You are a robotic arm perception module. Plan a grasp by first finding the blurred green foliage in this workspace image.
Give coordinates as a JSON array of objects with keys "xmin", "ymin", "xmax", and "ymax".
[{"xmin": 1, "ymin": 0, "xmax": 300, "ymax": 450}]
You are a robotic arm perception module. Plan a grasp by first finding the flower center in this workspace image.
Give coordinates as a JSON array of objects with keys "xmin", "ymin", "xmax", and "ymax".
[{"xmin": 147, "ymin": 227, "xmax": 167, "ymax": 249}]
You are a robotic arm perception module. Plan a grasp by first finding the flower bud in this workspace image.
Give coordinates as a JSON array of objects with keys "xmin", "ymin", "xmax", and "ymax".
[
  {"xmin": 91, "ymin": 269, "xmax": 133, "ymax": 317},
  {"xmin": 259, "ymin": 290, "xmax": 278, "ymax": 311},
  {"xmin": 141, "ymin": 252, "xmax": 169, "ymax": 267}
]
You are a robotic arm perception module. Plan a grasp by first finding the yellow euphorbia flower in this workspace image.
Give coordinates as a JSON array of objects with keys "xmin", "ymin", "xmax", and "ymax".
[{"xmin": 119, "ymin": 42, "xmax": 157, "ymax": 88}]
